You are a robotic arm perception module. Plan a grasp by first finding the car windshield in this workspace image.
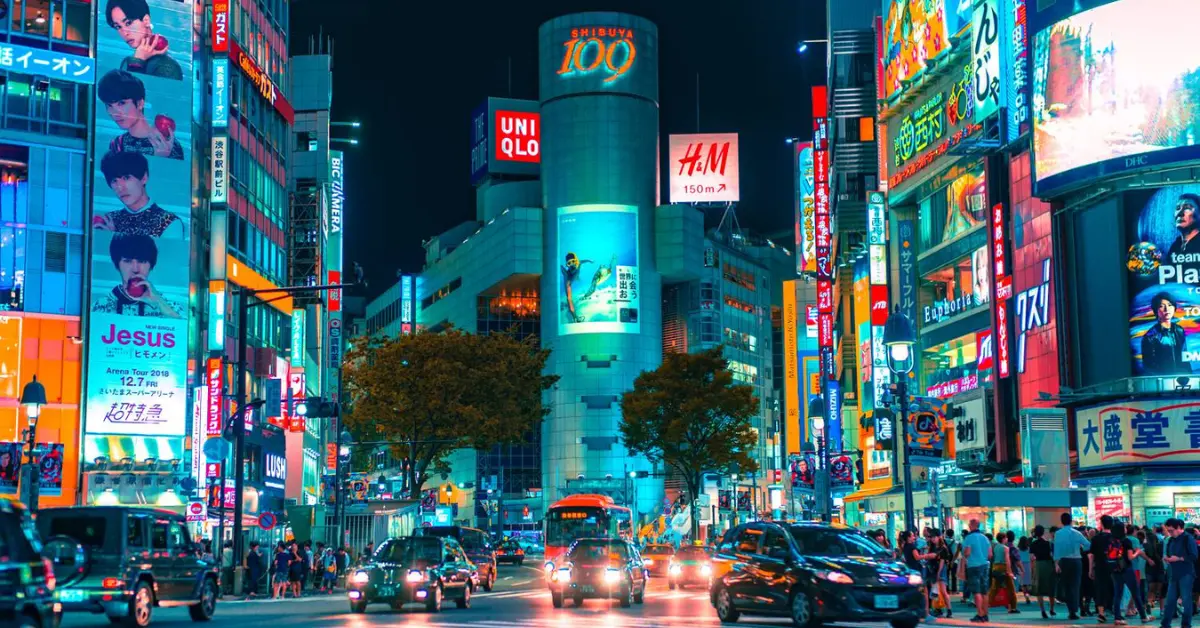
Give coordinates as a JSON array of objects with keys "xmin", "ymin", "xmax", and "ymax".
[
  {"xmin": 644, "ymin": 544, "xmax": 673, "ymax": 554},
  {"xmin": 503, "ymin": 541, "xmax": 522, "ymax": 550},
  {"xmin": 569, "ymin": 541, "xmax": 627, "ymax": 565},
  {"xmin": 675, "ymin": 547, "xmax": 708, "ymax": 560},
  {"xmin": 788, "ymin": 527, "xmax": 891, "ymax": 559},
  {"xmin": 378, "ymin": 538, "xmax": 442, "ymax": 564}
]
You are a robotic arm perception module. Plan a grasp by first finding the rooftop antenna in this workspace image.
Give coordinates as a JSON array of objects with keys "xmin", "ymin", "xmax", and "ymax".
[{"xmin": 695, "ymin": 72, "xmax": 700, "ymax": 132}]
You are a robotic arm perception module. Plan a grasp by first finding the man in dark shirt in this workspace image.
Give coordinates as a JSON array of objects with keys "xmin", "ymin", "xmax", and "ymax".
[
  {"xmin": 1143, "ymin": 292, "xmax": 1189, "ymax": 375},
  {"xmin": 1090, "ymin": 515, "xmax": 1116, "ymax": 622},
  {"xmin": 97, "ymin": 151, "xmax": 180, "ymax": 238},
  {"xmin": 104, "ymin": 0, "xmax": 183, "ymax": 80},
  {"xmin": 1162, "ymin": 518, "xmax": 1197, "ymax": 628}
]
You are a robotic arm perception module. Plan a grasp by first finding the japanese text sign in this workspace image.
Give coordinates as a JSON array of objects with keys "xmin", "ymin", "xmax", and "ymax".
[
  {"xmin": 796, "ymin": 142, "xmax": 815, "ymax": 273},
  {"xmin": 210, "ymin": 136, "xmax": 227, "ymax": 203},
  {"xmin": 211, "ymin": 0, "xmax": 229, "ymax": 52},
  {"xmin": 212, "ymin": 59, "xmax": 228, "ymax": 128},
  {"xmin": 206, "ymin": 357, "xmax": 223, "ymax": 436},
  {"xmin": 991, "ymin": 203, "xmax": 1012, "ymax": 300},
  {"xmin": 1075, "ymin": 399, "xmax": 1200, "ymax": 470},
  {"xmin": 0, "ymin": 43, "xmax": 94, "ymax": 84},
  {"xmin": 897, "ymin": 221, "xmax": 919, "ymax": 327},
  {"xmin": 972, "ymin": 0, "xmax": 1001, "ymax": 123},
  {"xmin": 229, "ymin": 39, "xmax": 294, "ymax": 124}
]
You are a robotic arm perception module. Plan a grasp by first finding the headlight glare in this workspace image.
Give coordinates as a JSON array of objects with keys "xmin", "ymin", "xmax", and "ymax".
[
  {"xmin": 405, "ymin": 569, "xmax": 424, "ymax": 583},
  {"xmin": 907, "ymin": 573, "xmax": 924, "ymax": 586},
  {"xmin": 604, "ymin": 568, "xmax": 621, "ymax": 583},
  {"xmin": 701, "ymin": 564, "xmax": 713, "ymax": 576},
  {"xmin": 816, "ymin": 570, "xmax": 854, "ymax": 584},
  {"xmin": 352, "ymin": 571, "xmax": 370, "ymax": 585},
  {"xmin": 668, "ymin": 564, "xmax": 682, "ymax": 575}
]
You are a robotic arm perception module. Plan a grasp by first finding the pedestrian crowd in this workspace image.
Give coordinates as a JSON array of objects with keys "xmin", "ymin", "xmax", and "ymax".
[
  {"xmin": 863, "ymin": 514, "xmax": 1200, "ymax": 627},
  {"xmin": 199, "ymin": 538, "xmax": 378, "ymax": 600}
]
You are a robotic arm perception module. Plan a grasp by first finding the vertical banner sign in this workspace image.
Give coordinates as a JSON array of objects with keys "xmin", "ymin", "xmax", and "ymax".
[
  {"xmin": 287, "ymin": 372, "xmax": 305, "ymax": 433},
  {"xmin": 327, "ymin": 271, "xmax": 342, "ymax": 312},
  {"xmin": 813, "ymin": 116, "xmax": 834, "ymax": 386},
  {"xmin": 210, "ymin": 136, "xmax": 227, "ymax": 203},
  {"xmin": 87, "ymin": 0, "xmax": 194, "ymax": 438},
  {"xmin": 327, "ymin": 318, "xmax": 342, "ymax": 367},
  {"xmin": 795, "ymin": 143, "xmax": 815, "ymax": 274},
  {"xmin": 897, "ymin": 221, "xmax": 919, "ymax": 326},
  {"xmin": 827, "ymin": 380, "xmax": 842, "ymax": 452},
  {"xmin": 783, "ymin": 281, "xmax": 801, "ymax": 455},
  {"xmin": 990, "ymin": 203, "xmax": 1012, "ymax": 378},
  {"xmin": 867, "ymin": 192, "xmax": 892, "ymax": 472},
  {"xmin": 211, "ymin": 59, "xmax": 228, "ymax": 128},
  {"xmin": 972, "ymin": 0, "xmax": 1001, "ymax": 123},
  {"xmin": 290, "ymin": 309, "xmax": 305, "ymax": 367},
  {"xmin": 400, "ymin": 275, "xmax": 414, "ymax": 335},
  {"xmin": 205, "ymin": 357, "xmax": 223, "ymax": 436},
  {"xmin": 1007, "ymin": 0, "xmax": 1029, "ymax": 140},
  {"xmin": 191, "ymin": 386, "xmax": 206, "ymax": 483},
  {"xmin": 207, "ymin": 280, "xmax": 225, "ymax": 352},
  {"xmin": 211, "ymin": 0, "xmax": 229, "ymax": 52}
]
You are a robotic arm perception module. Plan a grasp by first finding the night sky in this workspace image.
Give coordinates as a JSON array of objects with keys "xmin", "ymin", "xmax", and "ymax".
[{"xmin": 291, "ymin": 1, "xmax": 827, "ymax": 297}]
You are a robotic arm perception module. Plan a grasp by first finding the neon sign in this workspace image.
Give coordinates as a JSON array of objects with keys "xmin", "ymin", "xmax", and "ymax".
[
  {"xmin": 229, "ymin": 40, "xmax": 294, "ymax": 124},
  {"xmin": 557, "ymin": 27, "xmax": 636, "ymax": 84}
]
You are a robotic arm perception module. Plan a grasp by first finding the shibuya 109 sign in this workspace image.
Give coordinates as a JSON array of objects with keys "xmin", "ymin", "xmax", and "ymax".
[{"xmin": 557, "ymin": 26, "xmax": 636, "ymax": 84}]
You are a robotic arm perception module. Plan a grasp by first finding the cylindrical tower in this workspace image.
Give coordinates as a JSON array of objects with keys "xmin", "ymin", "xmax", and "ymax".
[{"xmin": 538, "ymin": 12, "xmax": 663, "ymax": 517}]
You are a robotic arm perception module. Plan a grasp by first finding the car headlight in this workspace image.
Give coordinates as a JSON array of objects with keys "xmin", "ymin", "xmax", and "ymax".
[
  {"xmin": 406, "ymin": 570, "xmax": 425, "ymax": 583},
  {"xmin": 907, "ymin": 573, "xmax": 924, "ymax": 586},
  {"xmin": 352, "ymin": 571, "xmax": 371, "ymax": 585},
  {"xmin": 700, "ymin": 564, "xmax": 713, "ymax": 576},
  {"xmin": 604, "ymin": 568, "xmax": 621, "ymax": 583},
  {"xmin": 552, "ymin": 568, "xmax": 571, "ymax": 583},
  {"xmin": 816, "ymin": 571, "xmax": 855, "ymax": 585},
  {"xmin": 668, "ymin": 564, "xmax": 682, "ymax": 575}
]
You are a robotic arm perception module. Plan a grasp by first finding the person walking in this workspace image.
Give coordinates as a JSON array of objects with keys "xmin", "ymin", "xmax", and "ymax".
[
  {"xmin": 322, "ymin": 548, "xmax": 338, "ymax": 593},
  {"xmin": 271, "ymin": 542, "xmax": 291, "ymax": 599},
  {"xmin": 947, "ymin": 529, "xmax": 961, "ymax": 594},
  {"xmin": 288, "ymin": 542, "xmax": 304, "ymax": 598},
  {"xmin": 960, "ymin": 519, "xmax": 993, "ymax": 624},
  {"xmin": 930, "ymin": 529, "xmax": 954, "ymax": 620},
  {"xmin": 1110, "ymin": 521, "xmax": 1150, "ymax": 625},
  {"xmin": 244, "ymin": 541, "xmax": 265, "ymax": 599},
  {"xmin": 1147, "ymin": 528, "xmax": 1166, "ymax": 616},
  {"xmin": 1093, "ymin": 515, "xmax": 1119, "ymax": 623},
  {"xmin": 1031, "ymin": 525, "xmax": 1057, "ymax": 618},
  {"xmin": 1162, "ymin": 518, "xmax": 1198, "ymax": 628},
  {"xmin": 988, "ymin": 530, "xmax": 1019, "ymax": 614},
  {"xmin": 1055, "ymin": 513, "xmax": 1092, "ymax": 620}
]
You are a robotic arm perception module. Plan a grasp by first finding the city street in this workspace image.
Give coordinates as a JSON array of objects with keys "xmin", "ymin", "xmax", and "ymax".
[{"xmin": 58, "ymin": 564, "xmax": 1114, "ymax": 628}]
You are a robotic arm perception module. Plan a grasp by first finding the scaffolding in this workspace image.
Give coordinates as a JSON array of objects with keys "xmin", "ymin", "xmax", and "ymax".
[{"xmin": 289, "ymin": 179, "xmax": 322, "ymax": 307}]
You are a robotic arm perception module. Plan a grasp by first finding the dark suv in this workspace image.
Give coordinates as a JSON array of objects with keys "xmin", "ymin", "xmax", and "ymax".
[
  {"xmin": 710, "ymin": 522, "xmax": 924, "ymax": 628},
  {"xmin": 0, "ymin": 498, "xmax": 82, "ymax": 628},
  {"xmin": 37, "ymin": 506, "xmax": 218, "ymax": 627},
  {"xmin": 417, "ymin": 526, "xmax": 497, "ymax": 591}
]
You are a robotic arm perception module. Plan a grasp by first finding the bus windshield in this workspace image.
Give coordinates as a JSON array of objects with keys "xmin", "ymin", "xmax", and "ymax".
[{"xmin": 546, "ymin": 507, "xmax": 608, "ymax": 547}]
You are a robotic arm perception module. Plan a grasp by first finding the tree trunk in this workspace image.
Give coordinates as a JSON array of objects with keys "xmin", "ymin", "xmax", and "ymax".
[{"xmin": 688, "ymin": 471, "xmax": 701, "ymax": 541}]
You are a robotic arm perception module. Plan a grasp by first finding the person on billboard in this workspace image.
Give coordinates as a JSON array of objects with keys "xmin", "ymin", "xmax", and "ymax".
[
  {"xmin": 104, "ymin": 0, "xmax": 183, "ymax": 80},
  {"xmin": 92, "ymin": 233, "xmax": 184, "ymax": 318},
  {"xmin": 1167, "ymin": 194, "xmax": 1200, "ymax": 263},
  {"xmin": 97, "ymin": 70, "xmax": 183, "ymax": 160},
  {"xmin": 0, "ymin": 446, "xmax": 20, "ymax": 486},
  {"xmin": 1142, "ymin": 292, "xmax": 1188, "ymax": 375},
  {"xmin": 96, "ymin": 151, "xmax": 181, "ymax": 238},
  {"xmin": 560, "ymin": 252, "xmax": 594, "ymax": 323}
]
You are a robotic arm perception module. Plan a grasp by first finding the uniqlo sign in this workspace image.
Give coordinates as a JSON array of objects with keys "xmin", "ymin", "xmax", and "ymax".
[
  {"xmin": 205, "ymin": 358, "xmax": 223, "ymax": 436},
  {"xmin": 212, "ymin": 1, "xmax": 229, "ymax": 53},
  {"xmin": 495, "ymin": 111, "xmax": 540, "ymax": 163},
  {"xmin": 870, "ymin": 285, "xmax": 889, "ymax": 326}
]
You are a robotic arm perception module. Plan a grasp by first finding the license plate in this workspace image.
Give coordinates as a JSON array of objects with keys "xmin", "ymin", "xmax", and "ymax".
[
  {"xmin": 875, "ymin": 594, "xmax": 899, "ymax": 609},
  {"xmin": 377, "ymin": 586, "xmax": 394, "ymax": 597},
  {"xmin": 58, "ymin": 589, "xmax": 87, "ymax": 603},
  {"xmin": 581, "ymin": 585, "xmax": 595, "ymax": 593}
]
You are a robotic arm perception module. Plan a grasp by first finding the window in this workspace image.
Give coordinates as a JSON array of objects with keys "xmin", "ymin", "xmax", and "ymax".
[
  {"xmin": 127, "ymin": 515, "xmax": 147, "ymax": 549},
  {"xmin": 734, "ymin": 527, "xmax": 762, "ymax": 554},
  {"xmin": 761, "ymin": 529, "xmax": 789, "ymax": 558},
  {"xmin": 151, "ymin": 520, "xmax": 168, "ymax": 550},
  {"xmin": 167, "ymin": 522, "xmax": 187, "ymax": 550}
]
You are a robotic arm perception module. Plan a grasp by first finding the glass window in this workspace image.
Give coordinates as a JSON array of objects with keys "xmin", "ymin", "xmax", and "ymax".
[
  {"xmin": 151, "ymin": 520, "xmax": 168, "ymax": 549},
  {"xmin": 21, "ymin": 0, "xmax": 51, "ymax": 37},
  {"xmin": 61, "ymin": 0, "xmax": 90, "ymax": 44},
  {"xmin": 127, "ymin": 515, "xmax": 146, "ymax": 548},
  {"xmin": 167, "ymin": 522, "xmax": 187, "ymax": 550},
  {"xmin": 761, "ymin": 528, "xmax": 789, "ymax": 558},
  {"xmin": 787, "ymin": 527, "xmax": 890, "ymax": 559},
  {"xmin": 734, "ymin": 527, "xmax": 762, "ymax": 554}
]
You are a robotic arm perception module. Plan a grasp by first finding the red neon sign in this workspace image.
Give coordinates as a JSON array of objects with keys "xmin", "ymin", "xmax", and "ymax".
[
  {"xmin": 206, "ymin": 357, "xmax": 223, "ymax": 436},
  {"xmin": 558, "ymin": 27, "xmax": 636, "ymax": 84},
  {"xmin": 211, "ymin": 1, "xmax": 229, "ymax": 53},
  {"xmin": 228, "ymin": 40, "xmax": 294, "ymax": 124},
  {"xmin": 328, "ymin": 270, "xmax": 341, "ymax": 312},
  {"xmin": 495, "ymin": 111, "xmax": 540, "ymax": 163},
  {"xmin": 991, "ymin": 203, "xmax": 1012, "ymax": 301},
  {"xmin": 870, "ymin": 285, "xmax": 889, "ymax": 326}
]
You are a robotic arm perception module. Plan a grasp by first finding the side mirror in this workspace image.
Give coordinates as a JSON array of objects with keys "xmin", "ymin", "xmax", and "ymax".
[{"xmin": 43, "ymin": 535, "xmax": 88, "ymax": 587}]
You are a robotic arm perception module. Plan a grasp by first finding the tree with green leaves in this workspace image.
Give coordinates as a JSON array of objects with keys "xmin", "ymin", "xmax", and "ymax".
[
  {"xmin": 342, "ymin": 327, "xmax": 558, "ymax": 498},
  {"xmin": 619, "ymin": 347, "xmax": 759, "ymax": 539}
]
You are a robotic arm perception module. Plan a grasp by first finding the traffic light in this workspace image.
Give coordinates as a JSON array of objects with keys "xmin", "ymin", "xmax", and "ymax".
[
  {"xmin": 854, "ymin": 458, "xmax": 865, "ymax": 484},
  {"xmin": 300, "ymin": 397, "xmax": 339, "ymax": 418},
  {"xmin": 628, "ymin": 470, "xmax": 649, "ymax": 479},
  {"xmin": 772, "ymin": 469, "xmax": 783, "ymax": 483}
]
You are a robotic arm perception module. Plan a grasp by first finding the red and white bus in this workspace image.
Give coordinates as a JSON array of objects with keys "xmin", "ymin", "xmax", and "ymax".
[{"xmin": 543, "ymin": 494, "xmax": 632, "ymax": 564}]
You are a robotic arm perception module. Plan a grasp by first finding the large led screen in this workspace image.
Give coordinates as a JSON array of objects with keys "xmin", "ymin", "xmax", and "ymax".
[
  {"xmin": 1127, "ymin": 184, "xmax": 1200, "ymax": 376},
  {"xmin": 557, "ymin": 205, "xmax": 640, "ymax": 335},
  {"xmin": 1032, "ymin": 0, "xmax": 1200, "ymax": 194},
  {"xmin": 85, "ymin": 0, "xmax": 194, "ymax": 437},
  {"xmin": 882, "ymin": 0, "xmax": 971, "ymax": 101}
]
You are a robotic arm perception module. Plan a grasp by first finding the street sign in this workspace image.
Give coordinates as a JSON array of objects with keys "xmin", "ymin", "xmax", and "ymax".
[
  {"xmin": 923, "ymin": 506, "xmax": 938, "ymax": 518},
  {"xmin": 258, "ymin": 512, "xmax": 277, "ymax": 531},
  {"xmin": 186, "ymin": 501, "xmax": 206, "ymax": 522}
]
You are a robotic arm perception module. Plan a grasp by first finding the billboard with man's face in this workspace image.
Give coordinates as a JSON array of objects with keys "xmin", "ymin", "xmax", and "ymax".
[
  {"xmin": 85, "ymin": 0, "xmax": 194, "ymax": 437},
  {"xmin": 1127, "ymin": 184, "xmax": 1200, "ymax": 376}
]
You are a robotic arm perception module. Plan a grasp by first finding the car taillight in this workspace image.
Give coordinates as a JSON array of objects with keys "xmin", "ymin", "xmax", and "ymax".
[
  {"xmin": 102, "ymin": 577, "xmax": 122, "ymax": 589},
  {"xmin": 42, "ymin": 558, "xmax": 55, "ymax": 591}
]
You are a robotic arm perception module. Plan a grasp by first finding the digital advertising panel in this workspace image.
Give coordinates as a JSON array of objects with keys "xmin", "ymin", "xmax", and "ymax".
[
  {"xmin": 795, "ymin": 142, "xmax": 815, "ymax": 273},
  {"xmin": 1032, "ymin": 0, "xmax": 1200, "ymax": 196},
  {"xmin": 668, "ymin": 133, "xmax": 740, "ymax": 204},
  {"xmin": 886, "ymin": 61, "xmax": 982, "ymax": 195},
  {"xmin": 1127, "ymin": 183, "xmax": 1200, "ymax": 376},
  {"xmin": 557, "ymin": 205, "xmax": 640, "ymax": 335},
  {"xmin": 1012, "ymin": 152, "xmax": 1059, "ymax": 407},
  {"xmin": 882, "ymin": 0, "xmax": 971, "ymax": 101},
  {"xmin": 86, "ymin": 0, "xmax": 194, "ymax": 438}
]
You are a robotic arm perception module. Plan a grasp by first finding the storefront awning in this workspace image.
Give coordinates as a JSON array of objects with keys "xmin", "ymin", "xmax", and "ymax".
[
  {"xmin": 842, "ymin": 484, "xmax": 893, "ymax": 504},
  {"xmin": 863, "ymin": 486, "xmax": 1086, "ymax": 513}
]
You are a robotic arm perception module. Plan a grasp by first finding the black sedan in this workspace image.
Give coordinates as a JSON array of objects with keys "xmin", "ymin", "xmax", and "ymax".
[
  {"xmin": 710, "ymin": 522, "xmax": 924, "ymax": 628},
  {"xmin": 547, "ymin": 538, "xmax": 647, "ymax": 608},
  {"xmin": 347, "ymin": 536, "xmax": 475, "ymax": 613}
]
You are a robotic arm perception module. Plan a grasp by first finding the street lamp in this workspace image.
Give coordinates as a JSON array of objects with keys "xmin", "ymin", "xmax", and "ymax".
[
  {"xmin": 808, "ymin": 396, "xmax": 831, "ymax": 522},
  {"xmin": 19, "ymin": 376, "xmax": 47, "ymax": 512},
  {"xmin": 882, "ymin": 305, "xmax": 918, "ymax": 533}
]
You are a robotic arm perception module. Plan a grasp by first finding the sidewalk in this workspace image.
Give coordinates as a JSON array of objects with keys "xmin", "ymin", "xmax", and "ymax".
[{"xmin": 932, "ymin": 597, "xmax": 1175, "ymax": 628}]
